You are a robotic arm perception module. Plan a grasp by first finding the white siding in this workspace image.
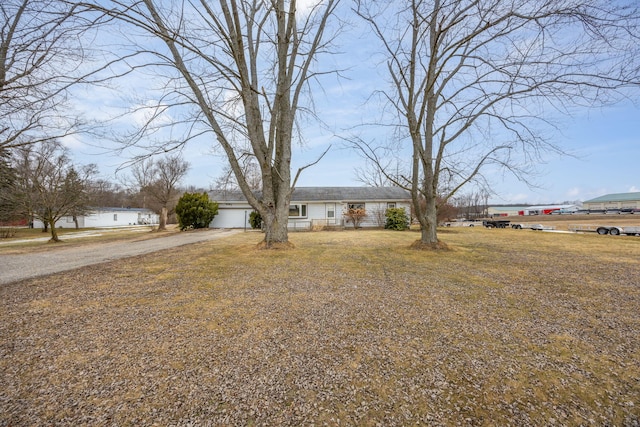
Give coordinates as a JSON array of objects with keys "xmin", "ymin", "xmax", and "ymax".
[
  {"xmin": 32, "ymin": 209, "xmax": 158, "ymax": 229},
  {"xmin": 208, "ymin": 200, "xmax": 412, "ymax": 229},
  {"xmin": 307, "ymin": 203, "xmax": 326, "ymax": 220},
  {"xmin": 341, "ymin": 201, "xmax": 412, "ymax": 228},
  {"xmin": 84, "ymin": 210, "xmax": 140, "ymax": 227},
  {"xmin": 210, "ymin": 207, "xmax": 252, "ymax": 229}
]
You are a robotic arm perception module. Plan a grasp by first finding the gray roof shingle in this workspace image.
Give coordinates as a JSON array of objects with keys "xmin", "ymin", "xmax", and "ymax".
[{"xmin": 209, "ymin": 187, "xmax": 411, "ymax": 203}]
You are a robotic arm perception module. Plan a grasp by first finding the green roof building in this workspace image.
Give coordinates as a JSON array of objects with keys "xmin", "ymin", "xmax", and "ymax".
[{"xmin": 583, "ymin": 192, "xmax": 640, "ymax": 211}]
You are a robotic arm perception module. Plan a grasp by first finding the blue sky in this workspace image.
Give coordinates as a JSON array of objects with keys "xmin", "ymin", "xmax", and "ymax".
[{"xmin": 62, "ymin": 4, "xmax": 640, "ymax": 206}]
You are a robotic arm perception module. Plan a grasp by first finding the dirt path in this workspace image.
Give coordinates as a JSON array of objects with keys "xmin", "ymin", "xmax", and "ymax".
[{"xmin": 0, "ymin": 229, "xmax": 241, "ymax": 285}]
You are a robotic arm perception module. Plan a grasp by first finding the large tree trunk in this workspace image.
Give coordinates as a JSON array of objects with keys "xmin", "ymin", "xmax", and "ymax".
[
  {"xmin": 418, "ymin": 196, "xmax": 438, "ymax": 244},
  {"xmin": 158, "ymin": 206, "xmax": 167, "ymax": 231},
  {"xmin": 257, "ymin": 177, "xmax": 291, "ymax": 248},
  {"xmin": 261, "ymin": 204, "xmax": 289, "ymax": 248}
]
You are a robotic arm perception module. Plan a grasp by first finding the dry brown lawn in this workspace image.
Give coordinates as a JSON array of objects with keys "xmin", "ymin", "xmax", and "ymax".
[{"xmin": 1, "ymin": 228, "xmax": 639, "ymax": 426}]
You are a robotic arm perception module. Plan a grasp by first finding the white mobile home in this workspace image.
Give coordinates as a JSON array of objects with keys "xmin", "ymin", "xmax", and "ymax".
[
  {"xmin": 209, "ymin": 187, "xmax": 412, "ymax": 230},
  {"xmin": 32, "ymin": 207, "xmax": 159, "ymax": 229}
]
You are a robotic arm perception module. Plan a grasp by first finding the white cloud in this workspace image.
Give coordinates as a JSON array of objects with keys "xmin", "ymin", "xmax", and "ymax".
[
  {"xmin": 130, "ymin": 100, "xmax": 174, "ymax": 128},
  {"xmin": 566, "ymin": 187, "xmax": 581, "ymax": 198},
  {"xmin": 296, "ymin": 0, "xmax": 324, "ymax": 18},
  {"xmin": 60, "ymin": 134, "xmax": 84, "ymax": 149},
  {"xmin": 629, "ymin": 186, "xmax": 640, "ymax": 192}
]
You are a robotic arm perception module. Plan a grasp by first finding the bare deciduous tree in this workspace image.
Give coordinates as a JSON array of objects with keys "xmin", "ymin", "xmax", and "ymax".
[
  {"xmin": 86, "ymin": 178, "xmax": 131, "ymax": 208},
  {"xmin": 214, "ymin": 155, "xmax": 262, "ymax": 195},
  {"xmin": 0, "ymin": 0, "xmax": 91, "ymax": 151},
  {"xmin": 9, "ymin": 141, "xmax": 96, "ymax": 241},
  {"xmin": 453, "ymin": 190, "xmax": 490, "ymax": 220},
  {"xmin": 79, "ymin": 0, "xmax": 342, "ymax": 247},
  {"xmin": 354, "ymin": 0, "xmax": 640, "ymax": 247},
  {"xmin": 343, "ymin": 207, "xmax": 367, "ymax": 229},
  {"xmin": 354, "ymin": 158, "xmax": 395, "ymax": 188},
  {"xmin": 131, "ymin": 154, "xmax": 189, "ymax": 231}
]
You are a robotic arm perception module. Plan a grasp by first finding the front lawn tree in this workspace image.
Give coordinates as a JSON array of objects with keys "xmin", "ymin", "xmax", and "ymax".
[
  {"xmin": 81, "ymin": 0, "xmax": 342, "ymax": 248},
  {"xmin": 0, "ymin": 149, "xmax": 18, "ymax": 222},
  {"xmin": 131, "ymin": 154, "xmax": 189, "ymax": 231},
  {"xmin": 11, "ymin": 141, "xmax": 95, "ymax": 242},
  {"xmin": 344, "ymin": 207, "xmax": 367, "ymax": 229},
  {"xmin": 354, "ymin": 0, "xmax": 640, "ymax": 247}
]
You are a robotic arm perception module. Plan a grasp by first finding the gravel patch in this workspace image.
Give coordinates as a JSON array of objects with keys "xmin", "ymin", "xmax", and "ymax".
[{"xmin": 0, "ymin": 229, "xmax": 240, "ymax": 285}]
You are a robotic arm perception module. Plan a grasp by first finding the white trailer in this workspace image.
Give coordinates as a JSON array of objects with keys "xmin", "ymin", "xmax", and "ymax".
[
  {"xmin": 569, "ymin": 224, "xmax": 640, "ymax": 236},
  {"xmin": 511, "ymin": 223, "xmax": 556, "ymax": 231}
]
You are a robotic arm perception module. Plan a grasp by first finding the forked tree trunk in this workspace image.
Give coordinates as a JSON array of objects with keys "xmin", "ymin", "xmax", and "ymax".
[
  {"xmin": 418, "ymin": 196, "xmax": 438, "ymax": 244},
  {"xmin": 258, "ymin": 188, "xmax": 291, "ymax": 248},
  {"xmin": 48, "ymin": 219, "xmax": 60, "ymax": 242}
]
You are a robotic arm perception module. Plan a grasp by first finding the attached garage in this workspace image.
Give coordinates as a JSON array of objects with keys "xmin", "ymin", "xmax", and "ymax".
[{"xmin": 213, "ymin": 206, "xmax": 252, "ymax": 229}]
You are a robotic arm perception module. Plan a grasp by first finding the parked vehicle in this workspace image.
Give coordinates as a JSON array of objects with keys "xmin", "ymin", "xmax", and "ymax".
[
  {"xmin": 482, "ymin": 220, "xmax": 511, "ymax": 228},
  {"xmin": 443, "ymin": 221, "xmax": 476, "ymax": 227}
]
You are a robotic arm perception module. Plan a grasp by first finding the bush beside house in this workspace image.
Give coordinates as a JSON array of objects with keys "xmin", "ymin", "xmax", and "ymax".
[
  {"xmin": 385, "ymin": 207, "xmax": 410, "ymax": 231},
  {"xmin": 175, "ymin": 193, "xmax": 218, "ymax": 231}
]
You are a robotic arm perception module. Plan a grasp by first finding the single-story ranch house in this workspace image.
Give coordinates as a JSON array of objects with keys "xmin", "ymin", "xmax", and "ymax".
[
  {"xmin": 209, "ymin": 187, "xmax": 412, "ymax": 230},
  {"xmin": 32, "ymin": 207, "xmax": 159, "ymax": 229}
]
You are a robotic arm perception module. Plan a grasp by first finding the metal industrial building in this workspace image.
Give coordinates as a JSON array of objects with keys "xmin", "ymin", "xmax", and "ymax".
[{"xmin": 582, "ymin": 192, "xmax": 640, "ymax": 212}]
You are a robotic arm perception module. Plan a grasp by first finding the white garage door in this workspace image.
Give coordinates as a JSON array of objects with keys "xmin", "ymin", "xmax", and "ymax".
[{"xmin": 211, "ymin": 208, "xmax": 251, "ymax": 229}]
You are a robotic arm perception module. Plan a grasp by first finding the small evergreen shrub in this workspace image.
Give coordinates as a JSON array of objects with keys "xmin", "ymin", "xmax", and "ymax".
[
  {"xmin": 385, "ymin": 207, "xmax": 409, "ymax": 231},
  {"xmin": 249, "ymin": 211, "xmax": 262, "ymax": 229},
  {"xmin": 175, "ymin": 192, "xmax": 218, "ymax": 230}
]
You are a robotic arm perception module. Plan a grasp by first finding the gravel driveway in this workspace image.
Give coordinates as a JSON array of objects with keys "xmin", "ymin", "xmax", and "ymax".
[{"xmin": 0, "ymin": 229, "xmax": 240, "ymax": 285}]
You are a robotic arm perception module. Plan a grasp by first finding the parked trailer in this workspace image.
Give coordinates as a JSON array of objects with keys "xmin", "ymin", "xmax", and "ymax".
[
  {"xmin": 511, "ymin": 223, "xmax": 556, "ymax": 231},
  {"xmin": 483, "ymin": 220, "xmax": 511, "ymax": 228},
  {"xmin": 443, "ymin": 221, "xmax": 477, "ymax": 227},
  {"xmin": 569, "ymin": 224, "xmax": 640, "ymax": 236}
]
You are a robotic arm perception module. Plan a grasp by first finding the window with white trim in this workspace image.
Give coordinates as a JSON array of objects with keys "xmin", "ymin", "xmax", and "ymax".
[
  {"xmin": 347, "ymin": 203, "xmax": 365, "ymax": 210},
  {"xmin": 289, "ymin": 204, "xmax": 307, "ymax": 218},
  {"xmin": 387, "ymin": 202, "xmax": 396, "ymax": 208}
]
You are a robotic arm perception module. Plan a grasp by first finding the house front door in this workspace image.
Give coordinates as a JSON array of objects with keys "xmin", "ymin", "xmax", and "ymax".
[{"xmin": 325, "ymin": 203, "xmax": 336, "ymax": 225}]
